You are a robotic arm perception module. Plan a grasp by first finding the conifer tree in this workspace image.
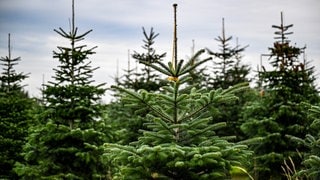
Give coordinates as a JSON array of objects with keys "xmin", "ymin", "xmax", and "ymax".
[
  {"xmin": 117, "ymin": 27, "xmax": 167, "ymax": 92},
  {"xmin": 0, "ymin": 34, "xmax": 35, "ymax": 179},
  {"xmin": 14, "ymin": 1, "xmax": 108, "ymax": 179},
  {"xmin": 241, "ymin": 12, "xmax": 319, "ymax": 179},
  {"xmin": 108, "ymin": 28, "xmax": 167, "ymax": 144},
  {"xmin": 105, "ymin": 4, "xmax": 252, "ymax": 179},
  {"xmin": 207, "ymin": 18, "xmax": 249, "ymax": 89},
  {"xmin": 206, "ymin": 19, "xmax": 251, "ymax": 140},
  {"xmin": 293, "ymin": 105, "xmax": 320, "ymax": 179}
]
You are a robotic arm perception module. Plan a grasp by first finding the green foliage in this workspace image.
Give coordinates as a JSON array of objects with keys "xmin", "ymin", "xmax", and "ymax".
[
  {"xmin": 15, "ymin": 2, "xmax": 108, "ymax": 178},
  {"xmin": 118, "ymin": 27, "xmax": 167, "ymax": 92},
  {"xmin": 15, "ymin": 122, "xmax": 107, "ymax": 179},
  {"xmin": 241, "ymin": 12, "xmax": 320, "ymax": 179},
  {"xmin": 0, "ymin": 34, "xmax": 36, "ymax": 179},
  {"xmin": 290, "ymin": 105, "xmax": 320, "ymax": 179},
  {"xmin": 207, "ymin": 18, "xmax": 250, "ymax": 89},
  {"xmin": 206, "ymin": 18, "xmax": 251, "ymax": 141},
  {"xmin": 105, "ymin": 49, "xmax": 252, "ymax": 179}
]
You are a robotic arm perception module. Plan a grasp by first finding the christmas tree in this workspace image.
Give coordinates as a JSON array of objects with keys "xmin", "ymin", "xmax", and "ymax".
[
  {"xmin": 0, "ymin": 34, "xmax": 35, "ymax": 179},
  {"xmin": 14, "ymin": 1, "xmax": 108, "ymax": 179},
  {"xmin": 105, "ymin": 4, "xmax": 252, "ymax": 179},
  {"xmin": 241, "ymin": 12, "xmax": 319, "ymax": 179}
]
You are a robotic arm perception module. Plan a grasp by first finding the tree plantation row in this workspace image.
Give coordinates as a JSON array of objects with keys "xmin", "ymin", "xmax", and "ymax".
[{"xmin": 1, "ymin": 2, "xmax": 319, "ymax": 180}]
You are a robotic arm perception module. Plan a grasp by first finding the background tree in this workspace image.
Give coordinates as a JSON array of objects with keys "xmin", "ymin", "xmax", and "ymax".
[
  {"xmin": 107, "ymin": 28, "xmax": 167, "ymax": 145},
  {"xmin": 14, "ymin": 1, "xmax": 109, "ymax": 179},
  {"xmin": 206, "ymin": 18, "xmax": 251, "ymax": 141},
  {"xmin": 207, "ymin": 18, "xmax": 249, "ymax": 90},
  {"xmin": 0, "ymin": 34, "xmax": 35, "ymax": 179},
  {"xmin": 241, "ymin": 12, "xmax": 319, "ymax": 179}
]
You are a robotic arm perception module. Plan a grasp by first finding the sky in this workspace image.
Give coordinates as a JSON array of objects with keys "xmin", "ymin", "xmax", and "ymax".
[{"xmin": 0, "ymin": 0, "xmax": 320, "ymax": 102}]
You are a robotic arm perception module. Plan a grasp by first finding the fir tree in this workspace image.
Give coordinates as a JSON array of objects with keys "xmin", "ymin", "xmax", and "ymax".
[
  {"xmin": 14, "ymin": 1, "xmax": 108, "ymax": 179},
  {"xmin": 0, "ymin": 34, "xmax": 29, "ymax": 93},
  {"xmin": 207, "ymin": 18, "xmax": 249, "ymax": 89},
  {"xmin": 241, "ymin": 12, "xmax": 319, "ymax": 179},
  {"xmin": 0, "ymin": 34, "xmax": 35, "ymax": 179},
  {"xmin": 108, "ymin": 28, "xmax": 167, "ymax": 145},
  {"xmin": 118, "ymin": 27, "xmax": 167, "ymax": 92},
  {"xmin": 206, "ymin": 19, "xmax": 251, "ymax": 141},
  {"xmin": 105, "ymin": 4, "xmax": 252, "ymax": 179}
]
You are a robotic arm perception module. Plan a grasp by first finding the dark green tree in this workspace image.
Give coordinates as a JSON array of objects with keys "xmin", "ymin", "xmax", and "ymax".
[
  {"xmin": 14, "ymin": 1, "xmax": 108, "ymax": 179},
  {"xmin": 207, "ymin": 18, "xmax": 250, "ymax": 89},
  {"xmin": 241, "ymin": 12, "xmax": 319, "ymax": 179},
  {"xmin": 0, "ymin": 34, "xmax": 35, "ymax": 179},
  {"xmin": 206, "ymin": 19, "xmax": 251, "ymax": 140}
]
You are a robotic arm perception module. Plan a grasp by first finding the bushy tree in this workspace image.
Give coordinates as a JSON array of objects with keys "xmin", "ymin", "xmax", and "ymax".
[
  {"xmin": 105, "ymin": 44, "xmax": 252, "ymax": 179},
  {"xmin": 0, "ymin": 34, "xmax": 35, "ymax": 179},
  {"xmin": 14, "ymin": 1, "xmax": 108, "ymax": 179},
  {"xmin": 241, "ymin": 12, "xmax": 319, "ymax": 179}
]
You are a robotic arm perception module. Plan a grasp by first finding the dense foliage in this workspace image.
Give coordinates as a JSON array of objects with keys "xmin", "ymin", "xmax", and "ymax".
[{"xmin": 0, "ymin": 2, "xmax": 319, "ymax": 180}]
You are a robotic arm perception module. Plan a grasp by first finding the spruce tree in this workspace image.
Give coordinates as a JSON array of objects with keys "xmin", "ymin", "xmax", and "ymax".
[
  {"xmin": 14, "ymin": 1, "xmax": 108, "ymax": 179},
  {"xmin": 105, "ymin": 4, "xmax": 252, "ymax": 179},
  {"xmin": 240, "ymin": 12, "xmax": 319, "ymax": 179},
  {"xmin": 0, "ymin": 34, "xmax": 35, "ymax": 179}
]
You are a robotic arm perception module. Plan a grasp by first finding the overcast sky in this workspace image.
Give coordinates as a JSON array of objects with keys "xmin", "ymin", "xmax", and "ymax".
[{"xmin": 0, "ymin": 0, "xmax": 319, "ymax": 102}]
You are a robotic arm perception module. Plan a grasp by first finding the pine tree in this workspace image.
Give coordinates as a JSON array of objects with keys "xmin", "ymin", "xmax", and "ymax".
[
  {"xmin": 105, "ymin": 4, "xmax": 252, "ymax": 179},
  {"xmin": 0, "ymin": 34, "xmax": 35, "ymax": 179},
  {"xmin": 240, "ymin": 12, "xmax": 319, "ymax": 179},
  {"xmin": 14, "ymin": 1, "xmax": 108, "ymax": 179}
]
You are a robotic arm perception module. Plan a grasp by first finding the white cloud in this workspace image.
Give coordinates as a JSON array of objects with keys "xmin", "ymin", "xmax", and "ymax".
[{"xmin": 1, "ymin": 0, "xmax": 320, "ymax": 102}]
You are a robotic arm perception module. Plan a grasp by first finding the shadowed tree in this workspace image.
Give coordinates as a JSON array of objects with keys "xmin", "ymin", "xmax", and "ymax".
[
  {"xmin": 241, "ymin": 12, "xmax": 319, "ymax": 179},
  {"xmin": 14, "ymin": 1, "xmax": 109, "ymax": 179},
  {"xmin": 0, "ymin": 34, "xmax": 35, "ymax": 179}
]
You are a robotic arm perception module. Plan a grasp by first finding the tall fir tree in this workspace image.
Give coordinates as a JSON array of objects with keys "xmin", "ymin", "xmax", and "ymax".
[
  {"xmin": 240, "ymin": 12, "xmax": 319, "ymax": 179},
  {"xmin": 104, "ymin": 4, "xmax": 252, "ymax": 179},
  {"xmin": 0, "ymin": 34, "xmax": 35, "ymax": 179},
  {"xmin": 14, "ymin": 1, "xmax": 109, "ymax": 179}
]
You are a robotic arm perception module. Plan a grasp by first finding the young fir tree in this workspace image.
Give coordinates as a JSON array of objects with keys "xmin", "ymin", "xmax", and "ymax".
[
  {"xmin": 131, "ymin": 27, "xmax": 167, "ymax": 91},
  {"xmin": 206, "ymin": 18, "xmax": 251, "ymax": 141},
  {"xmin": 104, "ymin": 4, "xmax": 252, "ymax": 179},
  {"xmin": 293, "ymin": 105, "xmax": 320, "ymax": 179},
  {"xmin": 186, "ymin": 40, "xmax": 209, "ymax": 89},
  {"xmin": 14, "ymin": 1, "xmax": 108, "ymax": 179},
  {"xmin": 240, "ymin": 12, "xmax": 319, "ymax": 179},
  {"xmin": 207, "ymin": 18, "xmax": 249, "ymax": 90},
  {"xmin": 0, "ymin": 34, "xmax": 35, "ymax": 179},
  {"xmin": 108, "ymin": 28, "xmax": 167, "ymax": 145}
]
